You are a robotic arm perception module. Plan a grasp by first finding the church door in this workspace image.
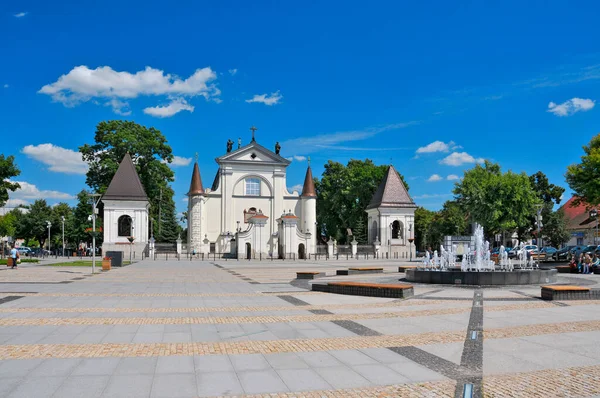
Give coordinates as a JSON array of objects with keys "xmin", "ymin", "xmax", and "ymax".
[
  {"xmin": 298, "ymin": 243, "xmax": 306, "ymax": 260},
  {"xmin": 246, "ymin": 243, "xmax": 252, "ymax": 260}
]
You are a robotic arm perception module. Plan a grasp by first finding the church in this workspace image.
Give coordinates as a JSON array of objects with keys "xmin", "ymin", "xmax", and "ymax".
[{"xmin": 187, "ymin": 130, "xmax": 317, "ymax": 259}]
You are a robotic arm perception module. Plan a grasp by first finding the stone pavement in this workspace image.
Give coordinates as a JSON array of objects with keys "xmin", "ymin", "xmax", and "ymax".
[{"xmin": 0, "ymin": 260, "xmax": 599, "ymax": 397}]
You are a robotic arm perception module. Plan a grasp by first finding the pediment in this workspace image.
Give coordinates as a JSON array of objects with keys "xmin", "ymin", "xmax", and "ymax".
[{"xmin": 216, "ymin": 141, "xmax": 291, "ymax": 166}]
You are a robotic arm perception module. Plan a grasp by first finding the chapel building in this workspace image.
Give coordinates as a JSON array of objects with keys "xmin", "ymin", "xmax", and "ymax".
[{"xmin": 187, "ymin": 133, "xmax": 316, "ymax": 259}]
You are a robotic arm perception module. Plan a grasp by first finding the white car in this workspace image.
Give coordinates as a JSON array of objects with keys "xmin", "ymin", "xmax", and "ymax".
[{"xmin": 16, "ymin": 247, "xmax": 32, "ymax": 256}]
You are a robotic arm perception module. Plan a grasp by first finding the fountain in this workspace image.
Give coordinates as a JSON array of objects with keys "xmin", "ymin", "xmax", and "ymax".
[{"xmin": 407, "ymin": 224, "xmax": 556, "ymax": 285}]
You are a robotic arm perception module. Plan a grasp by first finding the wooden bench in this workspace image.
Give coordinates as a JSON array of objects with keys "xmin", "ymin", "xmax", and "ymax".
[
  {"xmin": 296, "ymin": 271, "xmax": 326, "ymax": 279},
  {"xmin": 398, "ymin": 265, "xmax": 418, "ymax": 273},
  {"xmin": 312, "ymin": 281, "xmax": 413, "ymax": 298},
  {"xmin": 336, "ymin": 267, "xmax": 384, "ymax": 275},
  {"xmin": 541, "ymin": 285, "xmax": 598, "ymax": 300}
]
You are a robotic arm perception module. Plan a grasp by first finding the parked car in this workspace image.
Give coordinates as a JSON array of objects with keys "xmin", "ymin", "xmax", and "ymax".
[
  {"xmin": 16, "ymin": 247, "xmax": 32, "ymax": 256},
  {"xmin": 553, "ymin": 245, "xmax": 575, "ymax": 261},
  {"xmin": 536, "ymin": 246, "xmax": 557, "ymax": 261}
]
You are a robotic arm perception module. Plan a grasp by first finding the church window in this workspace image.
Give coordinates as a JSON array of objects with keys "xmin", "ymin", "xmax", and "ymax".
[
  {"xmin": 118, "ymin": 215, "xmax": 132, "ymax": 237},
  {"xmin": 245, "ymin": 178, "xmax": 261, "ymax": 196}
]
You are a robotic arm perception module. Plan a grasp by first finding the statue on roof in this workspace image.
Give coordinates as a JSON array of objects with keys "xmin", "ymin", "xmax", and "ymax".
[
  {"xmin": 226, "ymin": 139, "xmax": 233, "ymax": 153},
  {"xmin": 275, "ymin": 142, "xmax": 281, "ymax": 155}
]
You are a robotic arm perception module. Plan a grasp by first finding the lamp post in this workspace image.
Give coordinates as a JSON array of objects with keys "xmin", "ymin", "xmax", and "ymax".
[
  {"xmin": 46, "ymin": 221, "xmax": 52, "ymax": 255},
  {"xmin": 89, "ymin": 193, "xmax": 102, "ymax": 274},
  {"xmin": 590, "ymin": 209, "xmax": 598, "ymax": 245},
  {"xmin": 61, "ymin": 216, "xmax": 65, "ymax": 257},
  {"xmin": 408, "ymin": 223, "xmax": 414, "ymax": 262}
]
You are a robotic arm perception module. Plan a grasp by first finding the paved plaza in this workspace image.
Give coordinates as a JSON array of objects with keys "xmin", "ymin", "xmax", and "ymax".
[{"xmin": 0, "ymin": 259, "xmax": 599, "ymax": 397}]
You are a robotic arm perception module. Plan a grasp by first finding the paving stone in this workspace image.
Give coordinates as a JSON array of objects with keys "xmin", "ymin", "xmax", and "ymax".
[
  {"xmin": 6, "ymin": 376, "xmax": 64, "ymax": 398},
  {"xmin": 115, "ymin": 357, "xmax": 158, "ymax": 375},
  {"xmin": 151, "ymin": 374, "xmax": 197, "ymax": 397},
  {"xmin": 237, "ymin": 369, "xmax": 289, "ymax": 394},
  {"xmin": 317, "ymin": 365, "xmax": 373, "ymax": 389},
  {"xmin": 230, "ymin": 353, "xmax": 271, "ymax": 371},
  {"xmin": 277, "ymin": 368, "xmax": 332, "ymax": 391},
  {"xmin": 71, "ymin": 357, "xmax": 120, "ymax": 376},
  {"xmin": 156, "ymin": 355, "xmax": 195, "ymax": 374},
  {"xmin": 352, "ymin": 363, "xmax": 411, "ymax": 385},
  {"xmin": 265, "ymin": 352, "xmax": 310, "ymax": 370},
  {"xmin": 103, "ymin": 374, "xmax": 153, "ymax": 397},
  {"xmin": 29, "ymin": 358, "xmax": 82, "ymax": 377},
  {"xmin": 196, "ymin": 371, "xmax": 244, "ymax": 396}
]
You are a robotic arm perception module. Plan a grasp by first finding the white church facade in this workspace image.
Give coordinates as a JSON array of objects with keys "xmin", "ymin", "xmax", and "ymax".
[{"xmin": 187, "ymin": 135, "xmax": 317, "ymax": 259}]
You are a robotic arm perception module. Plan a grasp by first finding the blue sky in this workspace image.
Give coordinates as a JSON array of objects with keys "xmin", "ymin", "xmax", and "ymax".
[{"xmin": 1, "ymin": 0, "xmax": 599, "ymax": 216}]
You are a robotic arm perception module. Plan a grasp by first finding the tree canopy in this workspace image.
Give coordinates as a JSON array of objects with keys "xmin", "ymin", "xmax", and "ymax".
[
  {"xmin": 315, "ymin": 159, "xmax": 408, "ymax": 244},
  {"xmin": 79, "ymin": 120, "xmax": 177, "ymax": 240},
  {"xmin": 0, "ymin": 154, "xmax": 20, "ymax": 208},
  {"xmin": 453, "ymin": 161, "xmax": 540, "ymax": 236},
  {"xmin": 566, "ymin": 134, "xmax": 600, "ymax": 206}
]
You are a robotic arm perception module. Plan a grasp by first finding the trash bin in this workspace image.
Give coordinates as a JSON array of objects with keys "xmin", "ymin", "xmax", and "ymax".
[{"xmin": 105, "ymin": 251, "xmax": 123, "ymax": 267}]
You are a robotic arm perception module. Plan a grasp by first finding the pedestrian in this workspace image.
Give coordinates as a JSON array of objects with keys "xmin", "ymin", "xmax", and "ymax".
[
  {"xmin": 583, "ymin": 253, "xmax": 592, "ymax": 274},
  {"xmin": 9, "ymin": 245, "xmax": 19, "ymax": 269}
]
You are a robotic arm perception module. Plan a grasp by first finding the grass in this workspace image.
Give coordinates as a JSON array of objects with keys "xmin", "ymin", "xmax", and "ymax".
[
  {"xmin": 0, "ymin": 258, "xmax": 39, "ymax": 265},
  {"xmin": 45, "ymin": 261, "xmax": 132, "ymax": 267}
]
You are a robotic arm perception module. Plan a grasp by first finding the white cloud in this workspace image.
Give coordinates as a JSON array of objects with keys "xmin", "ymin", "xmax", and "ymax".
[
  {"xmin": 447, "ymin": 174, "xmax": 460, "ymax": 181},
  {"xmin": 281, "ymin": 122, "xmax": 419, "ymax": 155},
  {"xmin": 427, "ymin": 174, "xmax": 443, "ymax": 182},
  {"xmin": 22, "ymin": 143, "xmax": 88, "ymax": 175},
  {"xmin": 106, "ymin": 98, "xmax": 131, "ymax": 115},
  {"xmin": 163, "ymin": 155, "xmax": 192, "ymax": 167},
  {"xmin": 14, "ymin": 12, "xmax": 27, "ymax": 18},
  {"xmin": 3, "ymin": 84, "xmax": 8, "ymax": 88},
  {"xmin": 182, "ymin": 197, "xmax": 189, "ymax": 203},
  {"xmin": 439, "ymin": 152, "xmax": 485, "ymax": 166},
  {"xmin": 288, "ymin": 184, "xmax": 303, "ymax": 193},
  {"xmin": 39, "ymin": 65, "xmax": 219, "ymax": 114},
  {"xmin": 286, "ymin": 155, "xmax": 307, "ymax": 162},
  {"xmin": 416, "ymin": 140, "xmax": 459, "ymax": 154},
  {"xmin": 9, "ymin": 181, "xmax": 73, "ymax": 201},
  {"xmin": 228, "ymin": 69, "xmax": 238, "ymax": 76},
  {"xmin": 143, "ymin": 98, "xmax": 194, "ymax": 118},
  {"xmin": 245, "ymin": 91, "xmax": 282, "ymax": 106},
  {"xmin": 547, "ymin": 98, "xmax": 595, "ymax": 117}
]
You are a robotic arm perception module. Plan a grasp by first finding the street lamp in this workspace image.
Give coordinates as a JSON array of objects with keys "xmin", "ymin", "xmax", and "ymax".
[
  {"xmin": 590, "ymin": 209, "xmax": 598, "ymax": 245},
  {"xmin": 408, "ymin": 223, "xmax": 414, "ymax": 262},
  {"xmin": 89, "ymin": 193, "xmax": 102, "ymax": 274},
  {"xmin": 46, "ymin": 221, "xmax": 52, "ymax": 255},
  {"xmin": 61, "ymin": 216, "xmax": 65, "ymax": 257}
]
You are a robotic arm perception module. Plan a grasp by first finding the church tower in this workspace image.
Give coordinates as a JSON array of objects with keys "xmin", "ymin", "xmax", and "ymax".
[
  {"xmin": 301, "ymin": 163, "xmax": 317, "ymax": 253},
  {"xmin": 187, "ymin": 161, "xmax": 205, "ymax": 253}
]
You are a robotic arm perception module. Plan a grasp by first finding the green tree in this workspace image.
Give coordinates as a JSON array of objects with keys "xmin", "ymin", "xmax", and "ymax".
[
  {"xmin": 67, "ymin": 191, "xmax": 103, "ymax": 249},
  {"xmin": 315, "ymin": 159, "xmax": 408, "ymax": 244},
  {"xmin": 79, "ymin": 120, "xmax": 175, "ymax": 237},
  {"xmin": 155, "ymin": 187, "xmax": 180, "ymax": 243},
  {"xmin": 453, "ymin": 161, "xmax": 540, "ymax": 238},
  {"xmin": 433, "ymin": 201, "xmax": 469, "ymax": 238},
  {"xmin": 542, "ymin": 209, "xmax": 571, "ymax": 248},
  {"xmin": 0, "ymin": 155, "xmax": 21, "ymax": 207},
  {"xmin": 0, "ymin": 213, "xmax": 17, "ymax": 257},
  {"xmin": 415, "ymin": 207, "xmax": 436, "ymax": 251},
  {"xmin": 566, "ymin": 134, "xmax": 600, "ymax": 206},
  {"xmin": 20, "ymin": 200, "xmax": 54, "ymax": 248},
  {"xmin": 522, "ymin": 171, "xmax": 566, "ymax": 245}
]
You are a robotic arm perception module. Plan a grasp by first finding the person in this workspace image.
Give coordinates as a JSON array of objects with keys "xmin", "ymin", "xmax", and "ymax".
[
  {"xmin": 9, "ymin": 245, "xmax": 18, "ymax": 269},
  {"xmin": 592, "ymin": 254, "xmax": 600, "ymax": 273},
  {"xmin": 576, "ymin": 253, "xmax": 584, "ymax": 273},
  {"xmin": 569, "ymin": 256, "xmax": 578, "ymax": 273},
  {"xmin": 583, "ymin": 253, "xmax": 592, "ymax": 274}
]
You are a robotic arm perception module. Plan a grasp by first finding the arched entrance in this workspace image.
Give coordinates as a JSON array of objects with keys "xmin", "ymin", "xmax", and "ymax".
[
  {"xmin": 392, "ymin": 220, "xmax": 401, "ymax": 239},
  {"xmin": 246, "ymin": 243, "xmax": 251, "ymax": 260},
  {"xmin": 298, "ymin": 243, "xmax": 306, "ymax": 260}
]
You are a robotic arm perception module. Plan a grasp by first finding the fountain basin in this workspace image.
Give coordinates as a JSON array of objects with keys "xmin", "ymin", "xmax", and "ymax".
[{"xmin": 405, "ymin": 269, "xmax": 557, "ymax": 285}]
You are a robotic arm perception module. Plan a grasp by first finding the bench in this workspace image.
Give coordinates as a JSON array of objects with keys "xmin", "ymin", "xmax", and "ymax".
[
  {"xmin": 555, "ymin": 266, "xmax": 574, "ymax": 273},
  {"xmin": 312, "ymin": 281, "xmax": 413, "ymax": 298},
  {"xmin": 336, "ymin": 267, "xmax": 383, "ymax": 275},
  {"xmin": 541, "ymin": 285, "xmax": 599, "ymax": 300},
  {"xmin": 398, "ymin": 265, "xmax": 418, "ymax": 273},
  {"xmin": 296, "ymin": 271, "xmax": 326, "ymax": 279}
]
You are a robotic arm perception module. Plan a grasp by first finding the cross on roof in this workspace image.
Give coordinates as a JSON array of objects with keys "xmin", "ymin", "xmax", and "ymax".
[{"xmin": 250, "ymin": 126, "xmax": 257, "ymax": 142}]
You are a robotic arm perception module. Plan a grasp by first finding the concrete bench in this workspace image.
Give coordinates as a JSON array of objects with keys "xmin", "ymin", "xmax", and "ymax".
[
  {"xmin": 555, "ymin": 266, "xmax": 576, "ymax": 274},
  {"xmin": 336, "ymin": 267, "xmax": 383, "ymax": 275},
  {"xmin": 312, "ymin": 281, "xmax": 414, "ymax": 298},
  {"xmin": 398, "ymin": 265, "xmax": 418, "ymax": 273},
  {"xmin": 541, "ymin": 285, "xmax": 599, "ymax": 300},
  {"xmin": 296, "ymin": 271, "xmax": 326, "ymax": 279}
]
